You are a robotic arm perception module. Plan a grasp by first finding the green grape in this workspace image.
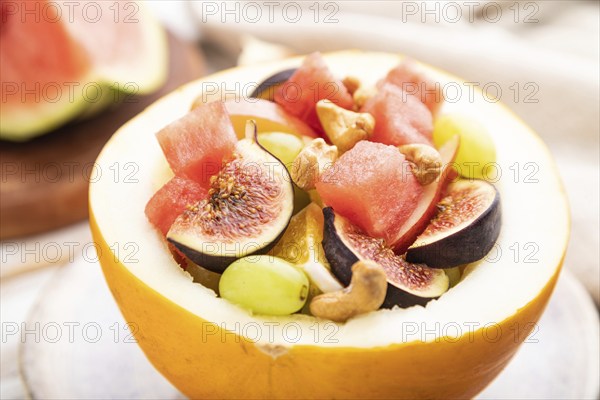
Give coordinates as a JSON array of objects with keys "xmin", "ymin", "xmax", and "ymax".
[
  {"xmin": 444, "ymin": 267, "xmax": 462, "ymax": 288},
  {"xmin": 258, "ymin": 131, "xmax": 310, "ymax": 214},
  {"xmin": 219, "ymin": 255, "xmax": 310, "ymax": 315},
  {"xmin": 433, "ymin": 114, "xmax": 497, "ymax": 180},
  {"xmin": 257, "ymin": 132, "xmax": 304, "ymax": 171}
]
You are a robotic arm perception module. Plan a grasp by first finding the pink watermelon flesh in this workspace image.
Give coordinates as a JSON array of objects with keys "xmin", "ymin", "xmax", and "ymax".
[
  {"xmin": 145, "ymin": 176, "xmax": 207, "ymax": 236},
  {"xmin": 362, "ymin": 83, "xmax": 433, "ymax": 147},
  {"xmin": 316, "ymin": 141, "xmax": 424, "ymax": 244},
  {"xmin": 380, "ymin": 61, "xmax": 444, "ymax": 115},
  {"xmin": 63, "ymin": 1, "xmax": 155, "ymax": 80},
  {"xmin": 0, "ymin": 1, "xmax": 91, "ymax": 109},
  {"xmin": 274, "ymin": 52, "xmax": 354, "ymax": 133},
  {"xmin": 390, "ymin": 136, "xmax": 460, "ymax": 253},
  {"xmin": 156, "ymin": 101, "xmax": 237, "ymax": 186}
]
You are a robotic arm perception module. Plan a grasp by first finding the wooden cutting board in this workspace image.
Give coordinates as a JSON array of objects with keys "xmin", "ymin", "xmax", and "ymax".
[{"xmin": 0, "ymin": 33, "xmax": 205, "ymax": 239}]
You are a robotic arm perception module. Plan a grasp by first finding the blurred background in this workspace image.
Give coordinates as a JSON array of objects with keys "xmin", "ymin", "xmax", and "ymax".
[{"xmin": 1, "ymin": 1, "xmax": 598, "ymax": 399}]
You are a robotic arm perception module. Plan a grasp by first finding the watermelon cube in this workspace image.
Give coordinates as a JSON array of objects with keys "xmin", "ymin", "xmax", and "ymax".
[
  {"xmin": 361, "ymin": 83, "xmax": 433, "ymax": 147},
  {"xmin": 156, "ymin": 101, "xmax": 237, "ymax": 186},
  {"xmin": 274, "ymin": 52, "xmax": 354, "ymax": 133},
  {"xmin": 380, "ymin": 61, "xmax": 444, "ymax": 115},
  {"xmin": 316, "ymin": 141, "xmax": 423, "ymax": 244},
  {"xmin": 145, "ymin": 176, "xmax": 207, "ymax": 235}
]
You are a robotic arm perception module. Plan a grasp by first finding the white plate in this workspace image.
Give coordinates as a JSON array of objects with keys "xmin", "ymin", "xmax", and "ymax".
[
  {"xmin": 20, "ymin": 257, "xmax": 599, "ymax": 399},
  {"xmin": 19, "ymin": 258, "xmax": 183, "ymax": 400},
  {"xmin": 1, "ymin": 265, "xmax": 60, "ymax": 399}
]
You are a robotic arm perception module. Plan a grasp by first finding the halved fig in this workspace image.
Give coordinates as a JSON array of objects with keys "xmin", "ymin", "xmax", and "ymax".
[
  {"xmin": 250, "ymin": 68, "xmax": 297, "ymax": 100},
  {"xmin": 167, "ymin": 121, "xmax": 295, "ymax": 273},
  {"xmin": 322, "ymin": 207, "xmax": 449, "ymax": 308},
  {"xmin": 406, "ymin": 180, "xmax": 501, "ymax": 268}
]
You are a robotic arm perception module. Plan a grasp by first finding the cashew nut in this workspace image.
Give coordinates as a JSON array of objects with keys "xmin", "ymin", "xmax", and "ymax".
[
  {"xmin": 309, "ymin": 260, "xmax": 387, "ymax": 322},
  {"xmin": 398, "ymin": 144, "xmax": 442, "ymax": 186},
  {"xmin": 342, "ymin": 76, "xmax": 361, "ymax": 95},
  {"xmin": 316, "ymin": 100, "xmax": 375, "ymax": 153},
  {"xmin": 352, "ymin": 85, "xmax": 377, "ymax": 110},
  {"xmin": 291, "ymin": 138, "xmax": 338, "ymax": 191}
]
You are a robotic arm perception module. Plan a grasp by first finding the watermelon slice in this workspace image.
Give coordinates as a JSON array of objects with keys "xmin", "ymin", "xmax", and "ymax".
[
  {"xmin": 145, "ymin": 176, "xmax": 207, "ymax": 236},
  {"xmin": 361, "ymin": 83, "xmax": 433, "ymax": 146},
  {"xmin": 274, "ymin": 52, "xmax": 353, "ymax": 132},
  {"xmin": 0, "ymin": 0, "xmax": 167, "ymax": 141},
  {"xmin": 380, "ymin": 61, "xmax": 444, "ymax": 115},
  {"xmin": 389, "ymin": 136, "xmax": 460, "ymax": 253},
  {"xmin": 156, "ymin": 101, "xmax": 237, "ymax": 186},
  {"xmin": 315, "ymin": 141, "xmax": 423, "ymax": 245}
]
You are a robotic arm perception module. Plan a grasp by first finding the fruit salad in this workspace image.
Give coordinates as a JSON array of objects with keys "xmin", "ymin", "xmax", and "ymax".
[
  {"xmin": 145, "ymin": 52, "xmax": 501, "ymax": 322},
  {"xmin": 91, "ymin": 50, "xmax": 569, "ymax": 398}
]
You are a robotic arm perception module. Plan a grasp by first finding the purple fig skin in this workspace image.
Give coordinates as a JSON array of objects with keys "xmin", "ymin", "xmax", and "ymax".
[
  {"xmin": 250, "ymin": 68, "xmax": 297, "ymax": 100},
  {"xmin": 406, "ymin": 180, "xmax": 501, "ymax": 269},
  {"xmin": 169, "ymin": 234, "xmax": 286, "ymax": 274}
]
